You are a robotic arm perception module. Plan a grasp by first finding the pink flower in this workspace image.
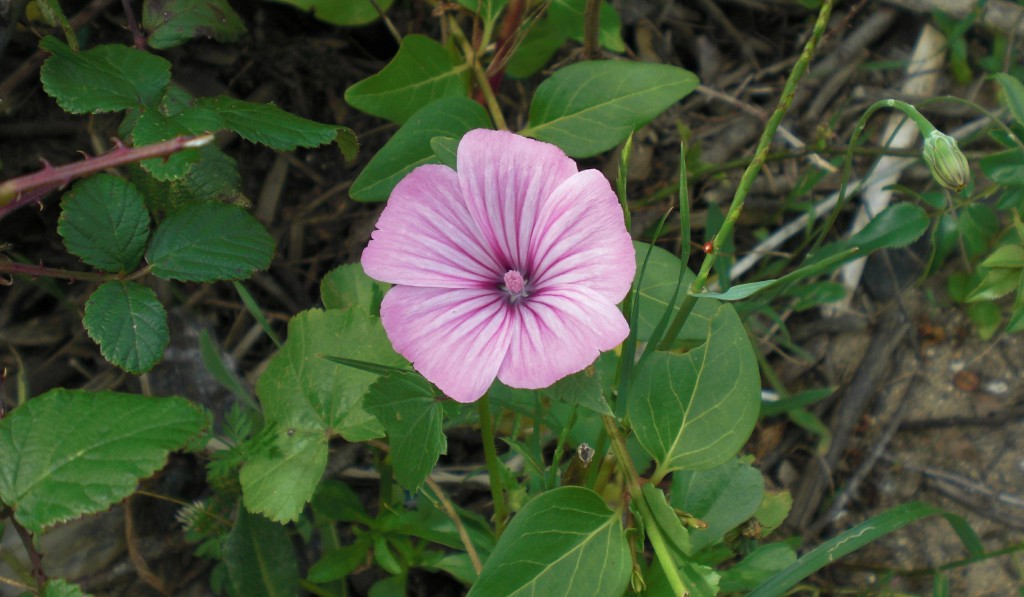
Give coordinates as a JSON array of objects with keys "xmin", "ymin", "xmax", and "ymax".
[{"xmin": 361, "ymin": 129, "xmax": 635, "ymax": 403}]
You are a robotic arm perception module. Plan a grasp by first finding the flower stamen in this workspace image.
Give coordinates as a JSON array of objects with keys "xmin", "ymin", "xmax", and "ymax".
[{"xmin": 503, "ymin": 269, "xmax": 528, "ymax": 302}]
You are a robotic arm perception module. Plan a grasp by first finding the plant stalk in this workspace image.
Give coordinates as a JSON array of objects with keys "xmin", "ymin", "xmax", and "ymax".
[{"xmin": 478, "ymin": 393, "xmax": 510, "ymax": 536}]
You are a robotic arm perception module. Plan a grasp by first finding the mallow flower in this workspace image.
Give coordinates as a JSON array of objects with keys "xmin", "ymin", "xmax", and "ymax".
[{"xmin": 361, "ymin": 129, "xmax": 635, "ymax": 403}]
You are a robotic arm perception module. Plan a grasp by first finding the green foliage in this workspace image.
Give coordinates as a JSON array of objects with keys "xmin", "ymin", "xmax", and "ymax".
[
  {"xmin": 629, "ymin": 302, "xmax": 761, "ymax": 477},
  {"xmin": 146, "ymin": 202, "xmax": 274, "ymax": 281},
  {"xmin": 58, "ymin": 174, "xmax": 150, "ymax": 272},
  {"xmin": 0, "ymin": 389, "xmax": 207, "ymax": 533},
  {"xmin": 40, "ymin": 36, "xmax": 171, "ymax": 112},
  {"xmin": 521, "ymin": 60, "xmax": 699, "ymax": 157},
  {"xmin": 142, "ymin": 0, "xmax": 246, "ymax": 49},
  {"xmin": 364, "ymin": 373, "xmax": 446, "ymax": 490},
  {"xmin": 83, "ymin": 281, "xmax": 169, "ymax": 374},
  {"xmin": 345, "ymin": 35, "xmax": 470, "ymax": 124},
  {"xmin": 506, "ymin": 0, "xmax": 625, "ymax": 78},
  {"xmin": 671, "ymin": 458, "xmax": 765, "ymax": 553},
  {"xmin": 42, "ymin": 579, "xmax": 88, "ymax": 597},
  {"xmin": 241, "ymin": 308, "xmax": 404, "ymax": 522},
  {"xmin": 264, "ymin": 0, "xmax": 395, "ymax": 26},
  {"xmin": 350, "ymin": 97, "xmax": 492, "ymax": 201},
  {"xmin": 225, "ymin": 507, "xmax": 300, "ymax": 597},
  {"xmin": 468, "ymin": 487, "xmax": 631, "ymax": 596},
  {"xmin": 320, "ymin": 263, "xmax": 389, "ymax": 315}
]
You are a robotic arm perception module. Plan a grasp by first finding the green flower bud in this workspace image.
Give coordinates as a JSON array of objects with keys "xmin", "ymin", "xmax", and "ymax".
[{"xmin": 922, "ymin": 130, "xmax": 970, "ymax": 192}]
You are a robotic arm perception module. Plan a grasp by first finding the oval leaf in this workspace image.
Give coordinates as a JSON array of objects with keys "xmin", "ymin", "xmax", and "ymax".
[
  {"xmin": 146, "ymin": 202, "xmax": 274, "ymax": 281},
  {"xmin": 40, "ymin": 36, "xmax": 171, "ymax": 113},
  {"xmin": 58, "ymin": 174, "xmax": 151, "ymax": 272},
  {"xmin": 345, "ymin": 34, "xmax": 470, "ymax": 124},
  {"xmin": 629, "ymin": 301, "xmax": 761, "ymax": 476},
  {"xmin": 349, "ymin": 96, "xmax": 492, "ymax": 202},
  {"xmin": 364, "ymin": 373, "xmax": 445, "ymax": 490},
  {"xmin": 83, "ymin": 281, "xmax": 169, "ymax": 374},
  {"xmin": 142, "ymin": 0, "xmax": 246, "ymax": 50},
  {"xmin": 671, "ymin": 458, "xmax": 765, "ymax": 553},
  {"xmin": 0, "ymin": 389, "xmax": 206, "ymax": 534},
  {"xmin": 224, "ymin": 506, "xmax": 299, "ymax": 597},
  {"xmin": 468, "ymin": 486, "xmax": 631, "ymax": 596},
  {"xmin": 522, "ymin": 60, "xmax": 698, "ymax": 157}
]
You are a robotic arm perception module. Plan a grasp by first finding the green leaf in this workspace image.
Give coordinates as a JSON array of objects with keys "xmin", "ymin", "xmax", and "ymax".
[
  {"xmin": 958, "ymin": 204, "xmax": 999, "ymax": 261},
  {"xmin": 142, "ymin": 0, "xmax": 246, "ymax": 49},
  {"xmin": 146, "ymin": 202, "xmax": 274, "ymax": 282},
  {"xmin": 130, "ymin": 104, "xmax": 204, "ymax": 180},
  {"xmin": 719, "ymin": 543, "xmax": 798, "ymax": 593},
  {"xmin": 194, "ymin": 96, "xmax": 340, "ymax": 150},
  {"xmin": 980, "ymin": 244, "xmax": 1024, "ymax": 268},
  {"xmin": 468, "ymin": 486, "xmax": 631, "ymax": 596},
  {"xmin": 455, "ymin": 0, "xmax": 507, "ymax": 24},
  {"xmin": 966, "ymin": 268, "xmax": 1021, "ymax": 302},
  {"xmin": 754, "ymin": 490, "xmax": 792, "ymax": 536},
  {"xmin": 350, "ymin": 97, "xmax": 492, "ymax": 202},
  {"xmin": 629, "ymin": 301, "xmax": 761, "ymax": 477},
  {"xmin": 547, "ymin": 366, "xmax": 612, "ymax": 415},
  {"xmin": 748, "ymin": 502, "xmax": 963, "ymax": 597},
  {"xmin": 430, "ymin": 135, "xmax": 459, "ymax": 169},
  {"xmin": 83, "ymin": 281, "xmax": 169, "ymax": 374},
  {"xmin": 993, "ymin": 72, "xmax": 1024, "ymax": 125},
  {"xmin": 241, "ymin": 309, "xmax": 405, "ymax": 522},
  {"xmin": 671, "ymin": 458, "xmax": 765, "ymax": 552},
  {"xmin": 265, "ymin": 0, "xmax": 394, "ymax": 26},
  {"xmin": 505, "ymin": 0, "xmax": 624, "ymax": 77},
  {"xmin": 43, "ymin": 578, "xmax": 89, "ymax": 597},
  {"xmin": 224, "ymin": 507, "xmax": 299, "ymax": 597},
  {"xmin": 811, "ymin": 203, "xmax": 929, "ymax": 264},
  {"xmin": 58, "ymin": 174, "xmax": 151, "ymax": 272},
  {"xmin": 320, "ymin": 263, "xmax": 389, "ymax": 315},
  {"xmin": 40, "ymin": 36, "xmax": 171, "ymax": 112},
  {"xmin": 521, "ymin": 60, "xmax": 698, "ymax": 157},
  {"xmin": 364, "ymin": 373, "xmax": 446, "ymax": 490},
  {"xmin": 312, "ymin": 479, "xmax": 371, "ymax": 524},
  {"xmin": 345, "ymin": 34, "xmax": 470, "ymax": 124},
  {"xmin": 309, "ymin": 536, "xmax": 374, "ymax": 583},
  {"xmin": 980, "ymin": 149, "xmax": 1024, "ymax": 185},
  {"xmin": 0, "ymin": 389, "xmax": 206, "ymax": 534},
  {"xmin": 632, "ymin": 242, "xmax": 712, "ymax": 344},
  {"xmin": 641, "ymin": 483, "xmax": 691, "ymax": 556}
]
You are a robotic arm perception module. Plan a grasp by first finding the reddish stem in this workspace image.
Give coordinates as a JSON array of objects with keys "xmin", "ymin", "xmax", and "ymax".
[
  {"xmin": 0, "ymin": 133, "xmax": 214, "ymax": 210},
  {"xmin": 483, "ymin": 0, "xmax": 525, "ymax": 92},
  {"xmin": 120, "ymin": 0, "xmax": 147, "ymax": 49}
]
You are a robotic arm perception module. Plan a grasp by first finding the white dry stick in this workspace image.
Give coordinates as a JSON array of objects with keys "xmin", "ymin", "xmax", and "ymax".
[{"xmin": 834, "ymin": 22, "xmax": 947, "ymax": 310}]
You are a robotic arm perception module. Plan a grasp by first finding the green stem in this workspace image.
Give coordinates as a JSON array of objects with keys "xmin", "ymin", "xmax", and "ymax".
[
  {"xmin": 601, "ymin": 415, "xmax": 686, "ymax": 596},
  {"xmin": 661, "ymin": 0, "xmax": 835, "ymax": 347},
  {"xmin": 478, "ymin": 393, "xmax": 510, "ymax": 536}
]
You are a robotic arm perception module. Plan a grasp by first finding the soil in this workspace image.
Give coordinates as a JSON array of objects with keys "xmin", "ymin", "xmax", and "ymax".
[{"xmin": 0, "ymin": 1, "xmax": 1022, "ymax": 595}]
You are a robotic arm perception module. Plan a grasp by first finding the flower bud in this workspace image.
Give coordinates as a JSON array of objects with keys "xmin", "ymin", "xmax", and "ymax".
[{"xmin": 922, "ymin": 130, "xmax": 970, "ymax": 192}]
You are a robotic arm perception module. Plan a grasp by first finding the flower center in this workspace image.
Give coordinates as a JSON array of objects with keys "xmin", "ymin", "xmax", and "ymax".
[{"xmin": 503, "ymin": 269, "xmax": 528, "ymax": 302}]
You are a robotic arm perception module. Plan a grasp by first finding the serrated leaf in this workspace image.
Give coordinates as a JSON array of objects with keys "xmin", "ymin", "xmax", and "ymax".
[
  {"xmin": 40, "ymin": 36, "xmax": 171, "ymax": 113},
  {"xmin": 671, "ymin": 458, "xmax": 765, "ymax": 552},
  {"xmin": 194, "ymin": 95, "xmax": 339, "ymax": 151},
  {"xmin": 980, "ymin": 149, "xmax": 1024, "ymax": 185},
  {"xmin": 83, "ymin": 281, "xmax": 169, "ymax": 374},
  {"xmin": 0, "ymin": 389, "xmax": 206, "ymax": 534},
  {"xmin": 629, "ymin": 302, "xmax": 760, "ymax": 477},
  {"xmin": 993, "ymin": 72, "xmax": 1024, "ymax": 126},
  {"xmin": 241, "ymin": 309, "xmax": 405, "ymax": 522},
  {"xmin": 521, "ymin": 61, "xmax": 698, "ymax": 157},
  {"xmin": 980, "ymin": 244, "xmax": 1024, "ymax": 269},
  {"xmin": 364, "ymin": 373, "xmax": 445, "ymax": 490},
  {"xmin": 345, "ymin": 34, "xmax": 470, "ymax": 124},
  {"xmin": 468, "ymin": 486, "xmax": 631, "ymax": 596},
  {"xmin": 966, "ymin": 268, "xmax": 1022, "ymax": 302},
  {"xmin": 320, "ymin": 263, "xmax": 389, "ymax": 315},
  {"xmin": 224, "ymin": 506, "xmax": 299, "ymax": 597},
  {"xmin": 350, "ymin": 97, "xmax": 492, "ymax": 202},
  {"xmin": 265, "ymin": 0, "xmax": 394, "ymax": 26},
  {"xmin": 142, "ymin": 0, "xmax": 246, "ymax": 50},
  {"xmin": 130, "ymin": 104, "xmax": 204, "ymax": 180},
  {"xmin": 130, "ymin": 146, "xmax": 246, "ymax": 215},
  {"xmin": 43, "ymin": 578, "xmax": 89, "ymax": 597},
  {"xmin": 58, "ymin": 174, "xmax": 150, "ymax": 272},
  {"xmin": 146, "ymin": 202, "xmax": 273, "ymax": 281}
]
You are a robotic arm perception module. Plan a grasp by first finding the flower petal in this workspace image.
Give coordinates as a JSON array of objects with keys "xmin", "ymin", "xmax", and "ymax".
[
  {"xmin": 529, "ymin": 170, "xmax": 635, "ymax": 302},
  {"xmin": 362, "ymin": 164, "xmax": 503, "ymax": 288},
  {"xmin": 498, "ymin": 286, "xmax": 629, "ymax": 389},
  {"xmin": 457, "ymin": 129, "xmax": 578, "ymax": 270},
  {"xmin": 380, "ymin": 286, "xmax": 514, "ymax": 403}
]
